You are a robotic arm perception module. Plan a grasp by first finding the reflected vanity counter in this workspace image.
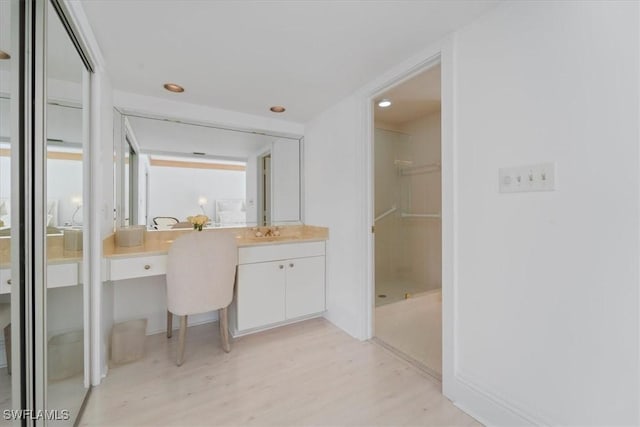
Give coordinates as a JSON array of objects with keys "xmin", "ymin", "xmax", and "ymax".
[
  {"xmin": 103, "ymin": 225, "xmax": 329, "ymax": 337},
  {"xmin": 0, "ymin": 234, "xmax": 83, "ymax": 294}
]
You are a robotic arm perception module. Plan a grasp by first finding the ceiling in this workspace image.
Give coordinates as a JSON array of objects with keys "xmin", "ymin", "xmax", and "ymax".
[
  {"xmin": 0, "ymin": 2, "xmax": 84, "ymax": 91},
  {"xmin": 79, "ymin": 0, "xmax": 500, "ymax": 123},
  {"xmin": 375, "ymin": 64, "xmax": 441, "ymax": 126}
]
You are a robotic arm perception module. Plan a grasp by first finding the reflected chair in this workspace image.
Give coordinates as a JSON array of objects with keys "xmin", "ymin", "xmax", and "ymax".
[
  {"xmin": 153, "ymin": 216, "xmax": 179, "ymax": 230},
  {"xmin": 166, "ymin": 231, "xmax": 238, "ymax": 366}
]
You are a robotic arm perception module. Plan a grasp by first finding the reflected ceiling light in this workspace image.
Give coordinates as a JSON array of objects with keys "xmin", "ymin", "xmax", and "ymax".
[
  {"xmin": 377, "ymin": 99, "xmax": 392, "ymax": 108},
  {"xmin": 270, "ymin": 106, "xmax": 286, "ymax": 113},
  {"xmin": 163, "ymin": 83, "xmax": 184, "ymax": 93},
  {"xmin": 0, "ymin": 50, "xmax": 10, "ymax": 60}
]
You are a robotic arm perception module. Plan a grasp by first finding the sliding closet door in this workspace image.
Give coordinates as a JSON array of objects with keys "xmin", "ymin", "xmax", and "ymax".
[
  {"xmin": 1, "ymin": 0, "xmax": 26, "ymax": 419},
  {"xmin": 41, "ymin": 1, "xmax": 91, "ymax": 423},
  {"xmin": 0, "ymin": 1, "xmax": 93, "ymax": 423}
]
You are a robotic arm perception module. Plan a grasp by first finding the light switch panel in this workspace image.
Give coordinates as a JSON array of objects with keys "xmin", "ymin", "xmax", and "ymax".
[{"xmin": 499, "ymin": 162, "xmax": 555, "ymax": 193}]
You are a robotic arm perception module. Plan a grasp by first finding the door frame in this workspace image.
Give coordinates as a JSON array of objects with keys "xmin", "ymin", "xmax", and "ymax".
[
  {"xmin": 258, "ymin": 150, "xmax": 272, "ymax": 226},
  {"xmin": 361, "ymin": 39, "xmax": 455, "ymax": 398}
]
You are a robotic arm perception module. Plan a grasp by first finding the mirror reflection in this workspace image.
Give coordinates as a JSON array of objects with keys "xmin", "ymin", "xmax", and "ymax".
[
  {"xmin": 0, "ymin": 99, "xmax": 83, "ymax": 235},
  {"xmin": 115, "ymin": 114, "xmax": 302, "ymax": 230},
  {"xmin": 0, "ymin": 0, "xmax": 12, "ymax": 416},
  {"xmin": 45, "ymin": 1, "xmax": 88, "ymax": 424}
]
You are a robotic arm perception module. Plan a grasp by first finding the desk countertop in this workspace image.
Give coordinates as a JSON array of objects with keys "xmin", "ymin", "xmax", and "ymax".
[
  {"xmin": 103, "ymin": 225, "xmax": 329, "ymax": 259},
  {"xmin": 0, "ymin": 234, "xmax": 82, "ymax": 268}
]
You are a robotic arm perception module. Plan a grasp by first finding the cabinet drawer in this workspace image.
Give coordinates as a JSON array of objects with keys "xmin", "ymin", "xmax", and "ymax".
[
  {"xmin": 0, "ymin": 264, "xmax": 79, "ymax": 293},
  {"xmin": 109, "ymin": 255, "xmax": 167, "ymax": 281},
  {"xmin": 0, "ymin": 269, "xmax": 10, "ymax": 294},
  {"xmin": 47, "ymin": 263, "xmax": 79, "ymax": 288},
  {"xmin": 239, "ymin": 241, "xmax": 325, "ymax": 264}
]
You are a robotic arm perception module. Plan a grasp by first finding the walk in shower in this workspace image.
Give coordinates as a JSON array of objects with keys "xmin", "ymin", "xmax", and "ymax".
[
  {"xmin": 374, "ymin": 128, "xmax": 441, "ymax": 305},
  {"xmin": 374, "ymin": 123, "xmax": 442, "ymax": 377}
]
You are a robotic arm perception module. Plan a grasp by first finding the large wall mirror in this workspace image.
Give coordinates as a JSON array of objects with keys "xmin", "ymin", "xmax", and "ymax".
[
  {"xmin": 113, "ymin": 111, "xmax": 303, "ymax": 231},
  {"xmin": 0, "ymin": 99, "xmax": 83, "ymax": 233}
]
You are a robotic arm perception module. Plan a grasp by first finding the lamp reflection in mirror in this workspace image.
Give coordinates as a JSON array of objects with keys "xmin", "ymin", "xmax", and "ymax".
[
  {"xmin": 71, "ymin": 196, "xmax": 82, "ymax": 227},
  {"xmin": 198, "ymin": 197, "xmax": 207, "ymax": 216}
]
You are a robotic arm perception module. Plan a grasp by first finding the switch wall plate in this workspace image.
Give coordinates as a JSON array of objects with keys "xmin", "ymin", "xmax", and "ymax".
[{"xmin": 499, "ymin": 162, "xmax": 555, "ymax": 193}]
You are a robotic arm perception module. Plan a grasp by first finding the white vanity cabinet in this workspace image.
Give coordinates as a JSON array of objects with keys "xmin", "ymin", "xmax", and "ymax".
[{"xmin": 232, "ymin": 241, "xmax": 326, "ymax": 335}]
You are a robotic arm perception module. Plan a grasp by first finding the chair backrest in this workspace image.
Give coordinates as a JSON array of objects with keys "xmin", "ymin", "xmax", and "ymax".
[
  {"xmin": 166, "ymin": 231, "xmax": 238, "ymax": 316},
  {"xmin": 153, "ymin": 216, "xmax": 179, "ymax": 230}
]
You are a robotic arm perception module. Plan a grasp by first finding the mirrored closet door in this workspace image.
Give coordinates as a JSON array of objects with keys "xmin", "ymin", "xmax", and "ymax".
[{"xmin": 42, "ymin": 1, "xmax": 91, "ymax": 423}]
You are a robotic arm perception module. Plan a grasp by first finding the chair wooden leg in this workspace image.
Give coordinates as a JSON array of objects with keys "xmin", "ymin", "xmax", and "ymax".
[
  {"xmin": 177, "ymin": 315, "xmax": 188, "ymax": 366},
  {"xmin": 166, "ymin": 310, "xmax": 173, "ymax": 338},
  {"xmin": 219, "ymin": 306, "xmax": 230, "ymax": 353}
]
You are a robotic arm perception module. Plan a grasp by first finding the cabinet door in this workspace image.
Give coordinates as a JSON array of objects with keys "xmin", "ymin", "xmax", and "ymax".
[
  {"xmin": 237, "ymin": 261, "xmax": 286, "ymax": 331},
  {"xmin": 285, "ymin": 256, "xmax": 325, "ymax": 319}
]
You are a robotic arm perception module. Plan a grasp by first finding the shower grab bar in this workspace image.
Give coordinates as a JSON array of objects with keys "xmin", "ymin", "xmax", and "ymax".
[
  {"xmin": 374, "ymin": 205, "xmax": 397, "ymax": 222},
  {"xmin": 398, "ymin": 162, "xmax": 441, "ymax": 176},
  {"xmin": 401, "ymin": 212, "xmax": 441, "ymax": 219}
]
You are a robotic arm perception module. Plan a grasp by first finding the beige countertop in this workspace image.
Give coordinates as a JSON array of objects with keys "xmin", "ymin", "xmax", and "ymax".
[
  {"xmin": 103, "ymin": 225, "xmax": 329, "ymax": 259},
  {"xmin": 0, "ymin": 234, "xmax": 83, "ymax": 268}
]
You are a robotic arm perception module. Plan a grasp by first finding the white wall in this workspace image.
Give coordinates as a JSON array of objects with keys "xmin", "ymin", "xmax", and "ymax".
[
  {"xmin": 305, "ymin": 1, "xmax": 640, "ymax": 425},
  {"xmin": 112, "ymin": 277, "xmax": 217, "ymax": 335},
  {"xmin": 305, "ymin": 96, "xmax": 367, "ymax": 339},
  {"xmin": 271, "ymin": 139, "xmax": 301, "ymax": 223},
  {"xmin": 453, "ymin": 2, "xmax": 639, "ymax": 425},
  {"xmin": 47, "ymin": 158, "xmax": 83, "ymax": 226}
]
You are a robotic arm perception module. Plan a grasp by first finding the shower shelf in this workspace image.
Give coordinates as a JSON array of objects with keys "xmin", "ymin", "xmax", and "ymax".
[{"xmin": 401, "ymin": 212, "xmax": 441, "ymax": 219}]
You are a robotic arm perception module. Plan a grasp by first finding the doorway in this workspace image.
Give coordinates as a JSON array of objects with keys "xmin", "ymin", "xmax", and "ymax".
[{"xmin": 372, "ymin": 63, "xmax": 442, "ymax": 379}]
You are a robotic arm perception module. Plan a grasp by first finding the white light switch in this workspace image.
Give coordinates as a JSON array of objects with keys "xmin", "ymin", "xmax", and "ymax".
[{"xmin": 499, "ymin": 162, "xmax": 555, "ymax": 193}]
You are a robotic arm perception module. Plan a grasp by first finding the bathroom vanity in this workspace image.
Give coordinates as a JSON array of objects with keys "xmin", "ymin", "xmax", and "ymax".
[
  {"xmin": 0, "ymin": 234, "xmax": 83, "ymax": 293},
  {"xmin": 103, "ymin": 225, "xmax": 328, "ymax": 337}
]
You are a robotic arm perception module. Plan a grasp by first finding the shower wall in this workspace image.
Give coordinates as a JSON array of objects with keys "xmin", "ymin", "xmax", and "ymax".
[
  {"xmin": 399, "ymin": 111, "xmax": 441, "ymax": 291},
  {"xmin": 374, "ymin": 128, "xmax": 408, "ymax": 285},
  {"xmin": 375, "ymin": 110, "xmax": 441, "ymax": 295}
]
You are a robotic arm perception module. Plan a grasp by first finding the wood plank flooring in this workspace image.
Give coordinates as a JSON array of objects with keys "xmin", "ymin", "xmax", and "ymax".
[{"xmin": 80, "ymin": 318, "xmax": 480, "ymax": 426}]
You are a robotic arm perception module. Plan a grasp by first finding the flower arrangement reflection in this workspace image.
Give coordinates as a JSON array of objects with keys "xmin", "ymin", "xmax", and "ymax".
[{"xmin": 187, "ymin": 215, "xmax": 209, "ymax": 231}]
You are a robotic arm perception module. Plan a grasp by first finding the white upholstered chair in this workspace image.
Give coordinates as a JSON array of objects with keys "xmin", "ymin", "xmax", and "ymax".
[{"xmin": 166, "ymin": 231, "xmax": 238, "ymax": 366}]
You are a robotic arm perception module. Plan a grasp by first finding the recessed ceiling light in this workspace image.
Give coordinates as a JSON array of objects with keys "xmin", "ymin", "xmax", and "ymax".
[
  {"xmin": 163, "ymin": 83, "xmax": 184, "ymax": 93},
  {"xmin": 0, "ymin": 50, "xmax": 10, "ymax": 60},
  {"xmin": 378, "ymin": 99, "xmax": 392, "ymax": 108},
  {"xmin": 270, "ymin": 106, "xmax": 286, "ymax": 113}
]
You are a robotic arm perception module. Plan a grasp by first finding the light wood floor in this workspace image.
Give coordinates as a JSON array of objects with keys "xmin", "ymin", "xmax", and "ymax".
[{"xmin": 80, "ymin": 318, "xmax": 480, "ymax": 427}]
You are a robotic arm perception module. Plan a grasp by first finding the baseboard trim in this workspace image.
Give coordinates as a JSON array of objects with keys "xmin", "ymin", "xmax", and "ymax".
[
  {"xmin": 371, "ymin": 337, "xmax": 442, "ymax": 384},
  {"xmin": 453, "ymin": 372, "xmax": 548, "ymax": 426},
  {"xmin": 146, "ymin": 315, "xmax": 217, "ymax": 336},
  {"xmin": 230, "ymin": 313, "xmax": 324, "ymax": 338}
]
